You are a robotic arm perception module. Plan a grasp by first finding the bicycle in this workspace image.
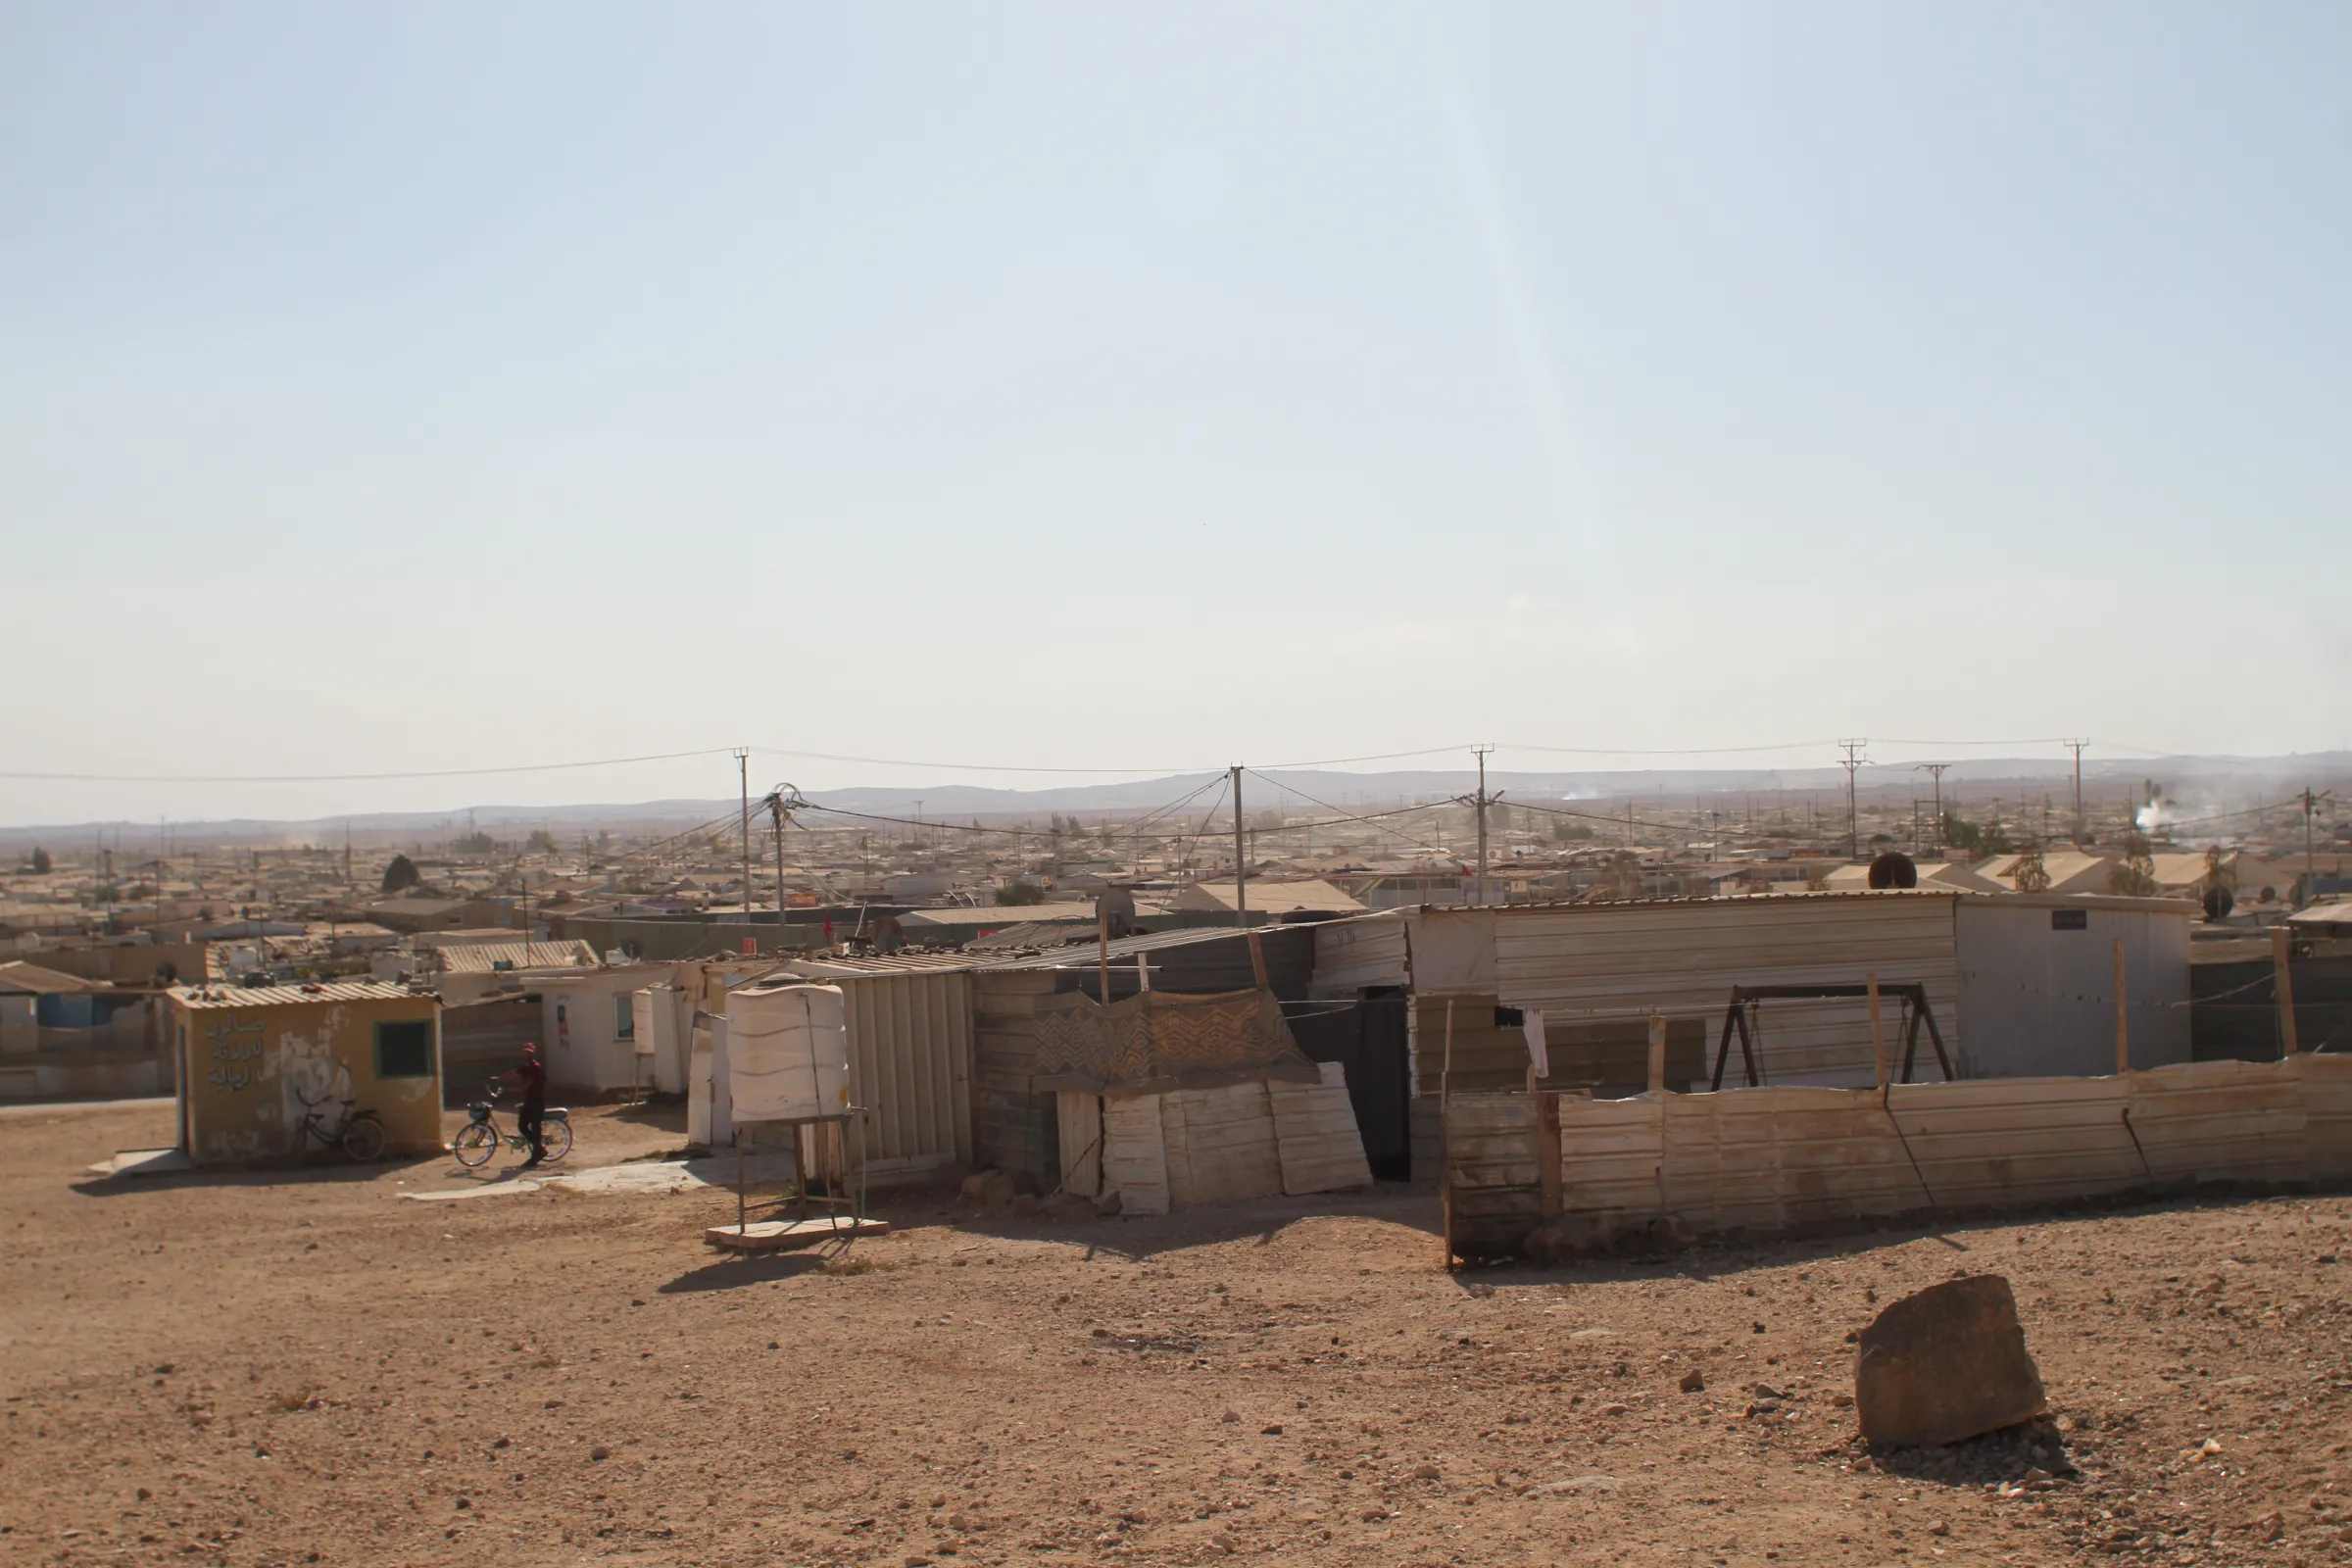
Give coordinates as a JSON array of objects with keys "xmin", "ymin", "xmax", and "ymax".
[
  {"xmin": 294, "ymin": 1089, "xmax": 388, "ymax": 1163},
  {"xmin": 451, "ymin": 1089, "xmax": 572, "ymax": 1168}
]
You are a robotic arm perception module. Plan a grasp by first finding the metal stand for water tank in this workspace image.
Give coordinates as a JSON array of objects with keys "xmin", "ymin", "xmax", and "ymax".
[{"xmin": 710, "ymin": 1107, "xmax": 882, "ymax": 1253}]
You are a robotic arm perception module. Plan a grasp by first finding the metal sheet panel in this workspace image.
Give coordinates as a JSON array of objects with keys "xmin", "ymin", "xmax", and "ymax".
[
  {"xmin": 1954, "ymin": 901, "xmax": 2193, "ymax": 1077},
  {"xmin": 1490, "ymin": 895, "xmax": 1962, "ymax": 1089},
  {"xmin": 838, "ymin": 971, "xmax": 973, "ymax": 1183},
  {"xmin": 1309, "ymin": 913, "xmax": 1411, "ymax": 999}
]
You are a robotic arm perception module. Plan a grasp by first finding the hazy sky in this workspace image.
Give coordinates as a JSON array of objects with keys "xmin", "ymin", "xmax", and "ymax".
[{"xmin": 5, "ymin": 3, "xmax": 2349, "ymax": 826}]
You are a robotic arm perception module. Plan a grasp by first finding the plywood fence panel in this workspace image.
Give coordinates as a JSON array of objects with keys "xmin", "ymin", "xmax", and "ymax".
[
  {"xmin": 1660, "ymin": 1090, "xmax": 1914, "ymax": 1233},
  {"xmin": 1554, "ymin": 1096, "xmax": 1666, "ymax": 1221},
  {"xmin": 1158, "ymin": 1092, "xmax": 1196, "ymax": 1209},
  {"xmin": 1056, "ymin": 1090, "xmax": 1102, "ymax": 1198},
  {"xmin": 1269, "ymin": 1061, "xmax": 1373, "ymax": 1195},
  {"xmin": 1167, "ymin": 1083, "xmax": 1285, "ymax": 1207},
  {"xmin": 1102, "ymin": 1093, "xmax": 1170, "ymax": 1216},
  {"xmin": 2296, "ymin": 1054, "xmax": 2352, "ymax": 1184},
  {"xmin": 1889, "ymin": 1077, "xmax": 2141, "ymax": 1211},
  {"xmin": 2126, "ymin": 1059, "xmax": 2309, "ymax": 1187}
]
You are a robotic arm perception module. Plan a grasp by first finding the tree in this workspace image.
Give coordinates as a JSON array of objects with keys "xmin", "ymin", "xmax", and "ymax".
[
  {"xmin": 451, "ymin": 831, "xmax": 494, "ymax": 856},
  {"xmin": 29, "ymin": 847, "xmax": 51, "ymax": 874},
  {"xmin": 994, "ymin": 883, "xmax": 1048, "ymax": 906},
  {"xmin": 1553, "ymin": 820, "xmax": 1595, "ymax": 842},
  {"xmin": 380, "ymin": 854, "xmax": 422, "ymax": 893},
  {"xmin": 1940, "ymin": 809, "xmax": 2013, "ymax": 858},
  {"xmin": 2108, "ymin": 831, "xmax": 2159, "ymax": 897},
  {"xmin": 526, "ymin": 829, "xmax": 560, "ymax": 855}
]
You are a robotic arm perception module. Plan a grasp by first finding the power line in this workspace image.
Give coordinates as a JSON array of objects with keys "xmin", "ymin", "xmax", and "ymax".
[
  {"xmin": 1244, "ymin": 770, "xmax": 1453, "ymax": 859},
  {"xmin": 0, "ymin": 748, "xmax": 739, "ymax": 784}
]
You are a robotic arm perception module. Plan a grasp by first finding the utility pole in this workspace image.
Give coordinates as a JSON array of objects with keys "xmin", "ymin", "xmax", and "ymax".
[
  {"xmin": 1469, "ymin": 745, "xmax": 1497, "ymax": 905},
  {"xmin": 767, "ymin": 787, "xmax": 792, "ymax": 932},
  {"xmin": 2063, "ymin": 740, "xmax": 2089, "ymax": 842},
  {"xmin": 2300, "ymin": 788, "xmax": 2333, "ymax": 906},
  {"xmin": 1230, "ymin": 765, "xmax": 1248, "ymax": 926},
  {"xmin": 1915, "ymin": 763, "xmax": 1949, "ymax": 855},
  {"xmin": 1838, "ymin": 740, "xmax": 1867, "ymax": 860},
  {"xmin": 735, "ymin": 748, "xmax": 752, "ymax": 928}
]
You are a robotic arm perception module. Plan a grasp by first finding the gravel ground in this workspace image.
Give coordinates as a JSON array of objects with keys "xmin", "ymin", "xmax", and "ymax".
[{"xmin": 6, "ymin": 1099, "xmax": 2352, "ymax": 1568}]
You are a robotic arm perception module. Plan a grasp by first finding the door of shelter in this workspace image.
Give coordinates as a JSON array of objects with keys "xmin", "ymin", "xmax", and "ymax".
[{"xmin": 1289, "ymin": 990, "xmax": 1410, "ymax": 1181}]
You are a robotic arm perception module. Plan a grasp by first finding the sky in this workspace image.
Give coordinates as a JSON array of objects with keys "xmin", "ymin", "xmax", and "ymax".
[{"xmin": 4, "ymin": 2, "xmax": 2349, "ymax": 827}]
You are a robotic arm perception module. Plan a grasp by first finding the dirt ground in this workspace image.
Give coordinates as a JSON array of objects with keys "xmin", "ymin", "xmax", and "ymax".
[{"xmin": 6, "ymin": 1100, "xmax": 2352, "ymax": 1568}]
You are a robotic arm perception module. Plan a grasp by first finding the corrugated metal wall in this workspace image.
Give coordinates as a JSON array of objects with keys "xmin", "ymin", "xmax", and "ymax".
[
  {"xmin": 839, "ymin": 971, "xmax": 974, "ymax": 1183},
  {"xmin": 1953, "ymin": 901, "xmax": 2191, "ymax": 1077},
  {"xmin": 1473, "ymin": 895, "xmax": 1963, "ymax": 1089},
  {"xmin": 1309, "ymin": 914, "xmax": 1411, "ymax": 999}
]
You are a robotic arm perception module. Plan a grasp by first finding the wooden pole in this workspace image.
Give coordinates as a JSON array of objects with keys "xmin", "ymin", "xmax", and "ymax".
[
  {"xmin": 1865, "ymin": 972, "xmax": 1887, "ymax": 1092},
  {"xmin": 1246, "ymin": 929, "xmax": 1269, "ymax": 992},
  {"xmin": 1230, "ymin": 765, "xmax": 1248, "ymax": 926},
  {"xmin": 1097, "ymin": 904, "xmax": 1110, "ymax": 1005},
  {"xmin": 1646, "ymin": 1012, "xmax": 1668, "ymax": 1094},
  {"xmin": 2274, "ymin": 925, "xmax": 2301, "ymax": 1056},
  {"xmin": 1440, "ymin": 999, "xmax": 1456, "ymax": 1270},
  {"xmin": 2113, "ymin": 937, "xmax": 2131, "ymax": 1074}
]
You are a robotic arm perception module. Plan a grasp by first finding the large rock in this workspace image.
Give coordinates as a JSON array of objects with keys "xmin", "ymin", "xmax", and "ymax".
[{"xmin": 1854, "ymin": 1275, "xmax": 2046, "ymax": 1449}]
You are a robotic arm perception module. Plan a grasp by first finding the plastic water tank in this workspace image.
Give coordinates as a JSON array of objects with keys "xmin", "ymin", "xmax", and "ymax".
[{"xmin": 723, "ymin": 980, "xmax": 850, "ymax": 1122}]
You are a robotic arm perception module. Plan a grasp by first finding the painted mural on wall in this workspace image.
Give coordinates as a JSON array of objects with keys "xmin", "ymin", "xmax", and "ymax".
[{"xmin": 197, "ymin": 1009, "xmax": 355, "ymax": 1158}]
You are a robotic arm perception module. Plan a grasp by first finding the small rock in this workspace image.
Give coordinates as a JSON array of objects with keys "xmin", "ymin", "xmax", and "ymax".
[
  {"xmin": 1220, "ymin": 1410, "xmax": 1241, "ymax": 1424},
  {"xmin": 1752, "ymin": 1384, "xmax": 1786, "ymax": 1400},
  {"xmin": 589, "ymin": 1446, "xmax": 611, "ymax": 1461},
  {"xmin": 1412, "ymin": 1463, "xmax": 1441, "ymax": 1480},
  {"xmin": 1679, "ymin": 1368, "xmax": 1706, "ymax": 1394},
  {"xmin": 1261, "ymin": 1424, "xmax": 1284, "ymax": 1436},
  {"xmin": 958, "ymin": 1170, "xmax": 1015, "ymax": 1207},
  {"xmin": 1927, "ymin": 1519, "xmax": 1950, "ymax": 1537},
  {"xmin": 1598, "ymin": 1402, "xmax": 1629, "ymax": 1417}
]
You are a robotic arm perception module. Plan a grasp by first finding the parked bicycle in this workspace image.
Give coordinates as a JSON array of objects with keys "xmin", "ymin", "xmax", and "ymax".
[
  {"xmin": 451, "ymin": 1089, "xmax": 572, "ymax": 1168},
  {"xmin": 294, "ymin": 1088, "xmax": 388, "ymax": 1162}
]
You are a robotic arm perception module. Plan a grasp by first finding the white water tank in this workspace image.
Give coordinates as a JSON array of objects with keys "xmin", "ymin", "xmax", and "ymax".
[{"xmin": 724, "ymin": 980, "xmax": 850, "ymax": 1123}]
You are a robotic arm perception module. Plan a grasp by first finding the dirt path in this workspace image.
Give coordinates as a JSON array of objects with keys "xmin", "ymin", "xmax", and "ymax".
[{"xmin": 5, "ymin": 1102, "xmax": 2351, "ymax": 1567}]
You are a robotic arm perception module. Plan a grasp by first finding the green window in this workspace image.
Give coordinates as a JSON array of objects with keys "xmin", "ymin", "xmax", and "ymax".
[{"xmin": 374, "ymin": 1019, "xmax": 436, "ymax": 1080}]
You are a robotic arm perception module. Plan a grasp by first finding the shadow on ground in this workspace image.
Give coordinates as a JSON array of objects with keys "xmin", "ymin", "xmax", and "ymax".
[{"xmin": 1871, "ymin": 1415, "xmax": 2078, "ymax": 1488}]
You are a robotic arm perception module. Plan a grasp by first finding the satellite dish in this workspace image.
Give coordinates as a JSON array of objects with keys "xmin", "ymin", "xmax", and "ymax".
[
  {"xmin": 2201, "ymin": 885, "xmax": 2234, "ymax": 923},
  {"xmin": 1867, "ymin": 852, "xmax": 1919, "ymax": 890}
]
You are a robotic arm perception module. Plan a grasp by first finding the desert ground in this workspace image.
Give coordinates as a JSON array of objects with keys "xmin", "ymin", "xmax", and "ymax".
[{"xmin": 5, "ymin": 1099, "xmax": 2352, "ymax": 1568}]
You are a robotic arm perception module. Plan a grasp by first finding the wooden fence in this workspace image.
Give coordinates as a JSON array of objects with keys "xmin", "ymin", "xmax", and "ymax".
[{"xmin": 1445, "ymin": 1054, "xmax": 2352, "ymax": 1262}]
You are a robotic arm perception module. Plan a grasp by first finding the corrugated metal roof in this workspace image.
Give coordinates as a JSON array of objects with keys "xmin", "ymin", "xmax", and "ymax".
[
  {"xmin": 168, "ymin": 980, "xmax": 432, "ymax": 1009},
  {"xmin": 436, "ymin": 940, "xmax": 600, "ymax": 974},
  {"xmin": 897, "ymin": 904, "xmax": 1097, "ymax": 927},
  {"xmin": 1430, "ymin": 889, "xmax": 1968, "ymax": 914},
  {"xmin": 0, "ymin": 960, "xmax": 102, "ymax": 996},
  {"xmin": 783, "ymin": 918, "xmax": 1361, "ymax": 980}
]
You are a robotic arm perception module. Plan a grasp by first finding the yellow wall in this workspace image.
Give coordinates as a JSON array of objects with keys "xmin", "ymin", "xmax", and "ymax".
[{"xmin": 176, "ymin": 996, "xmax": 441, "ymax": 1163}]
